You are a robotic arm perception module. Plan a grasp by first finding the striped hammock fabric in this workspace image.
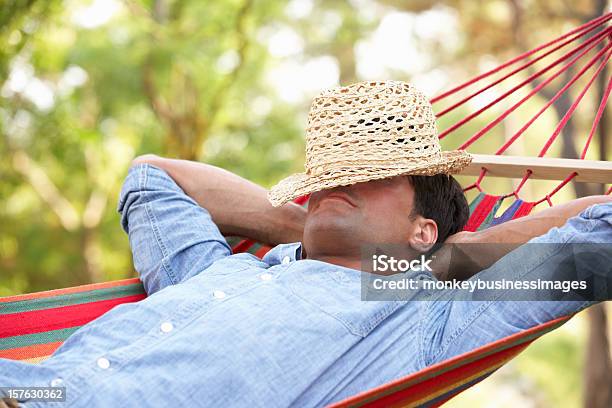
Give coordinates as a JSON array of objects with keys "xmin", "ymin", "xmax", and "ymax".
[{"xmin": 0, "ymin": 277, "xmax": 571, "ymax": 407}]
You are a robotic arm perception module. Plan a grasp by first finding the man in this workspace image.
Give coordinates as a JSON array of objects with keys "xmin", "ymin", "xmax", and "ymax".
[{"xmin": 1, "ymin": 81, "xmax": 610, "ymax": 407}]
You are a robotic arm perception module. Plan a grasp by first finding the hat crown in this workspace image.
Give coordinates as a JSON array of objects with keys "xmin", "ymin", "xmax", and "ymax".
[{"xmin": 305, "ymin": 81, "xmax": 442, "ymax": 176}]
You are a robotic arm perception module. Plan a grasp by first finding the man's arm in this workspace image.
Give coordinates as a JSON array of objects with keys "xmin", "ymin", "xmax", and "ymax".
[
  {"xmin": 118, "ymin": 163, "xmax": 232, "ymax": 294},
  {"xmin": 132, "ymin": 155, "xmax": 306, "ymax": 246},
  {"xmin": 423, "ymin": 201, "xmax": 612, "ymax": 366},
  {"xmin": 437, "ymin": 195, "xmax": 612, "ymax": 280},
  {"xmin": 460, "ymin": 195, "xmax": 612, "ymax": 244}
]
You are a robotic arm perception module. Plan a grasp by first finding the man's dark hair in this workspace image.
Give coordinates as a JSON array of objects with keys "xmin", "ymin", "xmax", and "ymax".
[{"xmin": 406, "ymin": 174, "xmax": 469, "ymax": 243}]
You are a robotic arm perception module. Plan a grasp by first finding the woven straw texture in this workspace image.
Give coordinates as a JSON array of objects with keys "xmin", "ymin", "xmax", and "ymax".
[{"xmin": 268, "ymin": 80, "xmax": 472, "ymax": 206}]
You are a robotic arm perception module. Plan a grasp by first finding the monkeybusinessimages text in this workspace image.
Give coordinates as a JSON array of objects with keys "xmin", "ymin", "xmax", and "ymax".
[{"xmin": 371, "ymin": 254, "xmax": 588, "ymax": 294}]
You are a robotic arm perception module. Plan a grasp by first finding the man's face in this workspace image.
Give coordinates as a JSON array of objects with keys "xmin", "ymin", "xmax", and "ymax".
[{"xmin": 303, "ymin": 176, "xmax": 422, "ymax": 257}]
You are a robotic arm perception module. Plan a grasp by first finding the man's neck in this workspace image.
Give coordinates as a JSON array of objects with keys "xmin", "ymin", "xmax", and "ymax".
[{"xmin": 302, "ymin": 243, "xmax": 363, "ymax": 270}]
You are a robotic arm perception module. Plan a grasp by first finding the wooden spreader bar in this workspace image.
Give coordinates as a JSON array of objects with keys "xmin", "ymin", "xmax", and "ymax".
[{"xmin": 460, "ymin": 154, "xmax": 612, "ymax": 184}]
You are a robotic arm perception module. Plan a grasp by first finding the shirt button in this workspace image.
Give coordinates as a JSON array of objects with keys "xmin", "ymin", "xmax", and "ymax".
[
  {"xmin": 97, "ymin": 357, "xmax": 110, "ymax": 370},
  {"xmin": 213, "ymin": 290, "xmax": 226, "ymax": 299},
  {"xmin": 160, "ymin": 321, "xmax": 174, "ymax": 333},
  {"xmin": 50, "ymin": 378, "xmax": 63, "ymax": 387},
  {"xmin": 281, "ymin": 256, "xmax": 291, "ymax": 265},
  {"xmin": 260, "ymin": 273, "xmax": 272, "ymax": 281}
]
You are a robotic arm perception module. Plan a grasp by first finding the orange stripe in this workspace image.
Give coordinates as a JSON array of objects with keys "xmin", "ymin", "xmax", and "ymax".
[
  {"xmin": 0, "ymin": 341, "xmax": 63, "ymax": 360},
  {"xmin": 0, "ymin": 278, "xmax": 141, "ymax": 303}
]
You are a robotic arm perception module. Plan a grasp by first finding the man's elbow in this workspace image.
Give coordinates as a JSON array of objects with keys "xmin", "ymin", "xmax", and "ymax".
[{"xmin": 131, "ymin": 154, "xmax": 162, "ymax": 167}]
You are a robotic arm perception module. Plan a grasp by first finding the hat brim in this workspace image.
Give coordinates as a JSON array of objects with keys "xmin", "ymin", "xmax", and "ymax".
[{"xmin": 268, "ymin": 150, "xmax": 472, "ymax": 207}]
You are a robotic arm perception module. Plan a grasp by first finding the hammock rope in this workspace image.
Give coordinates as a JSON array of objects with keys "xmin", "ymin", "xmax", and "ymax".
[
  {"xmin": 497, "ymin": 50, "xmax": 611, "ymax": 203},
  {"xmin": 434, "ymin": 19, "xmax": 612, "ymax": 118},
  {"xmin": 433, "ymin": 14, "xmax": 611, "ymax": 214},
  {"xmin": 539, "ymin": 49, "xmax": 612, "ymax": 157},
  {"xmin": 581, "ymin": 74, "xmax": 612, "ymax": 159},
  {"xmin": 495, "ymin": 48, "xmax": 611, "ymax": 156},
  {"xmin": 430, "ymin": 12, "xmax": 612, "ymax": 104},
  {"xmin": 448, "ymin": 29, "xmax": 611, "ymax": 144}
]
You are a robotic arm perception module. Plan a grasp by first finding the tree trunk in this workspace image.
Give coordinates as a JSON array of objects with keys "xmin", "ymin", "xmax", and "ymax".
[
  {"xmin": 507, "ymin": 2, "xmax": 611, "ymax": 407},
  {"xmin": 583, "ymin": 304, "xmax": 612, "ymax": 408}
]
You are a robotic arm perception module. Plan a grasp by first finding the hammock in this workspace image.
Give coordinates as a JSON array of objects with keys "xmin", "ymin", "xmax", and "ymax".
[{"xmin": 1, "ymin": 13, "xmax": 611, "ymax": 407}]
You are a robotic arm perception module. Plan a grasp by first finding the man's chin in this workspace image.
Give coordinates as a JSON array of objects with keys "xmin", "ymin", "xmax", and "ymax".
[{"xmin": 305, "ymin": 213, "xmax": 359, "ymax": 240}]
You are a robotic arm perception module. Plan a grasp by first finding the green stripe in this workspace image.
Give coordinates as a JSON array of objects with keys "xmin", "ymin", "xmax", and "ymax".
[
  {"xmin": 0, "ymin": 284, "xmax": 145, "ymax": 315},
  {"xmin": 468, "ymin": 192, "xmax": 485, "ymax": 217},
  {"xmin": 226, "ymin": 236, "xmax": 242, "ymax": 247},
  {"xmin": 247, "ymin": 243, "xmax": 263, "ymax": 255},
  {"xmin": 0, "ymin": 326, "xmax": 82, "ymax": 351},
  {"xmin": 477, "ymin": 198, "xmax": 503, "ymax": 231}
]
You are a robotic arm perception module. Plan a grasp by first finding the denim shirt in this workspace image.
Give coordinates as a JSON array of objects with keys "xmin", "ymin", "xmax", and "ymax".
[{"xmin": 1, "ymin": 164, "xmax": 610, "ymax": 407}]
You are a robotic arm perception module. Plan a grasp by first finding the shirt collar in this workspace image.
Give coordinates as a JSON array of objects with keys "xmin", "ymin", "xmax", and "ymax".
[{"xmin": 262, "ymin": 242, "xmax": 303, "ymax": 265}]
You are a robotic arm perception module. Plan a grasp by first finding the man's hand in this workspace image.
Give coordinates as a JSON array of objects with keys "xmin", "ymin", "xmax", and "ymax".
[{"xmin": 131, "ymin": 155, "xmax": 306, "ymax": 246}]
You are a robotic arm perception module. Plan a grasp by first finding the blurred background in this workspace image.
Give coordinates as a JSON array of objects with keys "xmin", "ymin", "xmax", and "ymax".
[{"xmin": 0, "ymin": 0, "xmax": 610, "ymax": 406}]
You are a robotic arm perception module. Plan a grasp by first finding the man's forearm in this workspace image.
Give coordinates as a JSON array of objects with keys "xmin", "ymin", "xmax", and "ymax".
[
  {"xmin": 131, "ymin": 155, "xmax": 306, "ymax": 245},
  {"xmin": 439, "ymin": 195, "xmax": 612, "ymax": 280}
]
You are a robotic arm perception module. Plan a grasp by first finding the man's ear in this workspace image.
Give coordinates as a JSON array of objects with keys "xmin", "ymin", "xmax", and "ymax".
[{"xmin": 408, "ymin": 216, "xmax": 438, "ymax": 253}]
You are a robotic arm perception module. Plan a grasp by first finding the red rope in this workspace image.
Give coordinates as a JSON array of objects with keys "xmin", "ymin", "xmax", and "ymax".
[
  {"xmin": 496, "ymin": 45, "xmax": 611, "ymax": 156},
  {"xmin": 533, "ymin": 70, "xmax": 611, "ymax": 206},
  {"xmin": 440, "ymin": 27, "xmax": 611, "ymax": 141},
  {"xmin": 539, "ymin": 48, "xmax": 612, "ymax": 157},
  {"xmin": 430, "ymin": 13, "xmax": 612, "ymax": 104},
  {"xmin": 455, "ymin": 34, "xmax": 611, "ymax": 148},
  {"xmin": 581, "ymin": 75, "xmax": 612, "ymax": 159},
  {"xmin": 501, "ymin": 170, "xmax": 533, "ymax": 199},
  {"xmin": 460, "ymin": 29, "xmax": 610, "ymax": 207},
  {"xmin": 463, "ymin": 168, "xmax": 487, "ymax": 193},
  {"xmin": 535, "ymin": 172, "xmax": 578, "ymax": 206},
  {"xmin": 434, "ymin": 21, "xmax": 608, "ymax": 118}
]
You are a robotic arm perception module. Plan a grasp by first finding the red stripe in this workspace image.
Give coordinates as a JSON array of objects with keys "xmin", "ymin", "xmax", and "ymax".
[
  {"xmin": 232, "ymin": 239, "xmax": 255, "ymax": 254},
  {"xmin": 511, "ymin": 202, "xmax": 536, "ymax": 219},
  {"xmin": 255, "ymin": 246, "xmax": 272, "ymax": 258},
  {"xmin": 463, "ymin": 195, "xmax": 500, "ymax": 232},
  {"xmin": 0, "ymin": 294, "xmax": 146, "ymax": 338},
  {"xmin": 294, "ymin": 194, "xmax": 310, "ymax": 205}
]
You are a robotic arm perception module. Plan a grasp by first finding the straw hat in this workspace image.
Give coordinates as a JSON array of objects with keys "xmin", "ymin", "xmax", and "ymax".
[{"xmin": 267, "ymin": 80, "xmax": 472, "ymax": 207}]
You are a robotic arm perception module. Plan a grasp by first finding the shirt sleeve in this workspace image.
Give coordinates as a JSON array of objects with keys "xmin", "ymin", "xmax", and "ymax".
[
  {"xmin": 421, "ymin": 201, "xmax": 612, "ymax": 366},
  {"xmin": 117, "ymin": 163, "xmax": 231, "ymax": 294}
]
